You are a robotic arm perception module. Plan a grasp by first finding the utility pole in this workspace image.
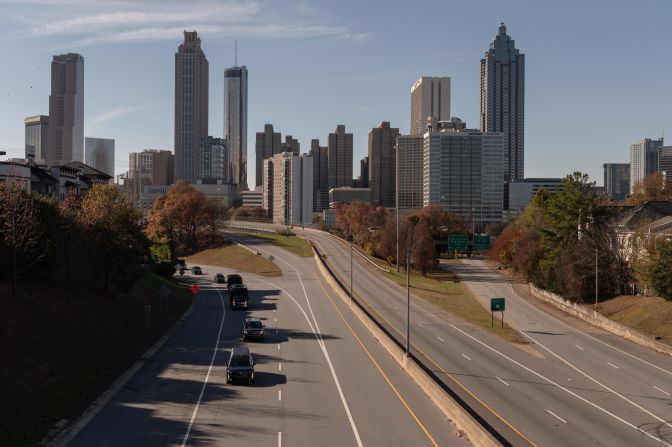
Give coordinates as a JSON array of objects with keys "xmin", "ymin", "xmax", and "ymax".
[
  {"xmin": 350, "ymin": 236, "xmax": 354, "ymax": 305},
  {"xmin": 406, "ymin": 247, "xmax": 410, "ymax": 357},
  {"xmin": 396, "ymin": 141, "xmax": 400, "ymax": 272},
  {"xmin": 595, "ymin": 246, "xmax": 598, "ymax": 311}
]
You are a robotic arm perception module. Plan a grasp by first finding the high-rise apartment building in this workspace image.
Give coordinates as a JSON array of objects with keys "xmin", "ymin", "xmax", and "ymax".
[
  {"xmin": 84, "ymin": 137, "xmax": 115, "ymax": 177},
  {"xmin": 127, "ymin": 149, "xmax": 174, "ymax": 213},
  {"xmin": 224, "ymin": 65, "xmax": 248, "ymax": 187},
  {"xmin": 280, "ymin": 135, "xmax": 300, "ymax": 154},
  {"xmin": 630, "ymin": 138, "xmax": 663, "ymax": 193},
  {"xmin": 46, "ymin": 53, "xmax": 84, "ymax": 166},
  {"xmin": 368, "ymin": 122, "xmax": 399, "ymax": 207},
  {"xmin": 310, "ymin": 139, "xmax": 329, "ymax": 212},
  {"xmin": 174, "ymin": 31, "xmax": 208, "ymax": 183},
  {"xmin": 396, "ymin": 135, "xmax": 424, "ymax": 209},
  {"xmin": 480, "ymin": 23, "xmax": 525, "ymax": 181},
  {"xmin": 423, "ymin": 121, "xmax": 504, "ymax": 225},
  {"xmin": 262, "ymin": 152, "xmax": 313, "ymax": 226},
  {"xmin": 254, "ymin": 125, "xmax": 301, "ymax": 187},
  {"xmin": 327, "ymin": 125, "xmax": 353, "ymax": 189},
  {"xmin": 603, "ymin": 163, "xmax": 630, "ymax": 201},
  {"xmin": 659, "ymin": 146, "xmax": 672, "ymax": 184},
  {"xmin": 410, "ymin": 77, "xmax": 450, "ymax": 136},
  {"xmin": 359, "ymin": 156, "xmax": 369, "ymax": 188},
  {"xmin": 200, "ymin": 137, "xmax": 229, "ymax": 182},
  {"xmin": 24, "ymin": 115, "xmax": 49, "ymax": 161}
]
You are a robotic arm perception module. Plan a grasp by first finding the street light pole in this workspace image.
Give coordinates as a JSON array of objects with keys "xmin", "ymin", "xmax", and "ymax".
[
  {"xmin": 406, "ymin": 247, "xmax": 410, "ymax": 357},
  {"xmin": 350, "ymin": 236, "xmax": 353, "ymax": 305},
  {"xmin": 396, "ymin": 140, "xmax": 400, "ymax": 272},
  {"xmin": 595, "ymin": 245, "xmax": 598, "ymax": 311}
]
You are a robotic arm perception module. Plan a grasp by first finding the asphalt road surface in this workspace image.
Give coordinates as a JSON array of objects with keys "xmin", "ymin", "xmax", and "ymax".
[
  {"xmin": 295, "ymin": 227, "xmax": 672, "ymax": 447},
  {"xmin": 67, "ymin": 236, "xmax": 468, "ymax": 446}
]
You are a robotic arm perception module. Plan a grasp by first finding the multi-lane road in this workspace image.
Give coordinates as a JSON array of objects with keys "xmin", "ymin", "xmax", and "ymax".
[
  {"xmin": 299, "ymin": 227, "xmax": 672, "ymax": 447},
  {"xmin": 66, "ymin": 234, "xmax": 467, "ymax": 446}
]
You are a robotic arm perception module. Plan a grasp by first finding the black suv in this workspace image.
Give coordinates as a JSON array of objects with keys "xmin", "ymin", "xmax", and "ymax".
[
  {"xmin": 226, "ymin": 347, "xmax": 255, "ymax": 384},
  {"xmin": 243, "ymin": 317, "xmax": 265, "ymax": 341},
  {"xmin": 226, "ymin": 274, "xmax": 243, "ymax": 291},
  {"xmin": 214, "ymin": 273, "xmax": 226, "ymax": 283}
]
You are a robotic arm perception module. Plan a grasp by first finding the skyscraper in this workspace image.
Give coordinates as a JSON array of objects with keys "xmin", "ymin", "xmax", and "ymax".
[
  {"xmin": 368, "ymin": 122, "xmax": 399, "ymax": 207},
  {"xmin": 254, "ymin": 125, "xmax": 300, "ymax": 187},
  {"xmin": 630, "ymin": 138, "xmax": 663, "ymax": 193},
  {"xmin": 603, "ymin": 163, "xmax": 630, "ymax": 201},
  {"xmin": 224, "ymin": 65, "xmax": 248, "ymax": 187},
  {"xmin": 46, "ymin": 53, "xmax": 84, "ymax": 166},
  {"xmin": 310, "ymin": 139, "xmax": 329, "ymax": 212},
  {"xmin": 200, "ymin": 137, "xmax": 229, "ymax": 182},
  {"xmin": 262, "ymin": 152, "xmax": 313, "ymax": 225},
  {"xmin": 659, "ymin": 146, "xmax": 672, "ymax": 184},
  {"xmin": 396, "ymin": 135, "xmax": 424, "ymax": 209},
  {"xmin": 24, "ymin": 115, "xmax": 49, "ymax": 161},
  {"xmin": 84, "ymin": 137, "xmax": 115, "ymax": 177},
  {"xmin": 480, "ymin": 23, "xmax": 525, "ymax": 181},
  {"xmin": 327, "ymin": 125, "xmax": 353, "ymax": 189},
  {"xmin": 174, "ymin": 30, "xmax": 209, "ymax": 183},
  {"xmin": 410, "ymin": 77, "xmax": 450, "ymax": 135}
]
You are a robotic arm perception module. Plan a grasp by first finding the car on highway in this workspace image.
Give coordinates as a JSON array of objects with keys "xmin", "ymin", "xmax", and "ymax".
[
  {"xmin": 230, "ymin": 284, "xmax": 249, "ymax": 309},
  {"xmin": 214, "ymin": 273, "xmax": 226, "ymax": 283},
  {"xmin": 226, "ymin": 274, "xmax": 243, "ymax": 291},
  {"xmin": 243, "ymin": 317, "xmax": 265, "ymax": 341},
  {"xmin": 226, "ymin": 346, "xmax": 255, "ymax": 384},
  {"xmin": 192, "ymin": 266, "xmax": 203, "ymax": 275}
]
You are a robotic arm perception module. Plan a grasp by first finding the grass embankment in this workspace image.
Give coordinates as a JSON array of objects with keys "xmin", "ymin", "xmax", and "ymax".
[
  {"xmin": 383, "ymin": 268, "xmax": 525, "ymax": 343},
  {"xmin": 185, "ymin": 244, "xmax": 282, "ymax": 277},
  {"xmin": 0, "ymin": 274, "xmax": 193, "ymax": 447},
  {"xmin": 598, "ymin": 295, "xmax": 672, "ymax": 345},
  {"xmin": 242, "ymin": 232, "xmax": 313, "ymax": 258}
]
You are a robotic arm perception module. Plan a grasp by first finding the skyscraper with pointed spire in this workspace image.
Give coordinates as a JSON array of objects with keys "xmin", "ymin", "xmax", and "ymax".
[
  {"xmin": 480, "ymin": 23, "xmax": 525, "ymax": 181},
  {"xmin": 224, "ymin": 42, "xmax": 248, "ymax": 188}
]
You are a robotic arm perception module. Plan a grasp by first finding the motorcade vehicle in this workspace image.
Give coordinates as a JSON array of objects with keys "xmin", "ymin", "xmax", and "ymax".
[
  {"xmin": 192, "ymin": 266, "xmax": 203, "ymax": 275},
  {"xmin": 214, "ymin": 273, "xmax": 226, "ymax": 283},
  {"xmin": 243, "ymin": 317, "xmax": 265, "ymax": 341},
  {"xmin": 230, "ymin": 284, "xmax": 249, "ymax": 309},
  {"xmin": 226, "ymin": 274, "xmax": 243, "ymax": 291},
  {"xmin": 226, "ymin": 347, "xmax": 255, "ymax": 384}
]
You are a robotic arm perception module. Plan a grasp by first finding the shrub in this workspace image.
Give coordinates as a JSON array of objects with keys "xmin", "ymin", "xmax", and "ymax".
[{"xmin": 154, "ymin": 260, "xmax": 176, "ymax": 278}]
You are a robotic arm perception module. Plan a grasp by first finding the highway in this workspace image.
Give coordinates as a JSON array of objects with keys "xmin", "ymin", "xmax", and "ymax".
[
  {"xmin": 297, "ymin": 227, "xmax": 672, "ymax": 447},
  {"xmin": 67, "ymin": 235, "xmax": 467, "ymax": 446}
]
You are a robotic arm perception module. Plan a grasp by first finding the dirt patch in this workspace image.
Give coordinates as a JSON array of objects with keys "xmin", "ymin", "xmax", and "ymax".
[
  {"xmin": 598, "ymin": 295, "xmax": 672, "ymax": 345},
  {"xmin": 185, "ymin": 244, "xmax": 281, "ymax": 277}
]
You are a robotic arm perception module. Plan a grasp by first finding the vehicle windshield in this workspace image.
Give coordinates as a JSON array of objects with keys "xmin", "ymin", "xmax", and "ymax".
[
  {"xmin": 229, "ymin": 355, "xmax": 251, "ymax": 367},
  {"xmin": 246, "ymin": 321, "xmax": 262, "ymax": 328},
  {"xmin": 231, "ymin": 288, "xmax": 247, "ymax": 297}
]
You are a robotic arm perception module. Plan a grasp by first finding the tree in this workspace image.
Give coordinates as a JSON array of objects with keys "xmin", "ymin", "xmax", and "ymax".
[
  {"xmin": 627, "ymin": 172, "xmax": 672, "ymax": 205},
  {"xmin": 410, "ymin": 219, "xmax": 436, "ymax": 275},
  {"xmin": 641, "ymin": 238, "xmax": 672, "ymax": 300}
]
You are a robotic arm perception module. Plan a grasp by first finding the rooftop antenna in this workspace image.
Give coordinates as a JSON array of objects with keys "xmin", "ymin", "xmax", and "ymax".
[{"xmin": 235, "ymin": 40, "xmax": 238, "ymax": 66}]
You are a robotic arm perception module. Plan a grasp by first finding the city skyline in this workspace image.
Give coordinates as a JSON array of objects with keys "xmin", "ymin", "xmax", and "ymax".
[{"xmin": 2, "ymin": 0, "xmax": 672, "ymax": 186}]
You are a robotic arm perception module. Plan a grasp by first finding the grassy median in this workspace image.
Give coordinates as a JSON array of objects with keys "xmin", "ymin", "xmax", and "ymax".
[
  {"xmin": 186, "ymin": 243, "xmax": 281, "ymax": 276},
  {"xmin": 241, "ymin": 232, "xmax": 313, "ymax": 258},
  {"xmin": 0, "ymin": 273, "xmax": 193, "ymax": 447}
]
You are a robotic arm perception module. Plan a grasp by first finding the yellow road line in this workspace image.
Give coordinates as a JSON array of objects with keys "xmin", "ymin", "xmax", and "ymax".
[{"xmin": 314, "ymin": 271, "xmax": 440, "ymax": 447}]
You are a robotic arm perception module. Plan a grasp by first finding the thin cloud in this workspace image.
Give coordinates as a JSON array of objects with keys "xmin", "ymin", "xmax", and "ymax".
[{"xmin": 90, "ymin": 106, "xmax": 137, "ymax": 124}]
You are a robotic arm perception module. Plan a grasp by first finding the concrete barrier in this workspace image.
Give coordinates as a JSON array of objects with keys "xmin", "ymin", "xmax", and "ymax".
[
  {"xmin": 313, "ymin": 248, "xmax": 500, "ymax": 447},
  {"xmin": 529, "ymin": 285, "xmax": 672, "ymax": 357}
]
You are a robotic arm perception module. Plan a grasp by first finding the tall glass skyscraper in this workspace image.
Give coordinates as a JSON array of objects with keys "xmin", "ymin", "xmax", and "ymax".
[
  {"xmin": 224, "ymin": 65, "xmax": 248, "ymax": 188},
  {"xmin": 174, "ymin": 31, "xmax": 209, "ymax": 183},
  {"xmin": 480, "ymin": 23, "xmax": 525, "ymax": 181}
]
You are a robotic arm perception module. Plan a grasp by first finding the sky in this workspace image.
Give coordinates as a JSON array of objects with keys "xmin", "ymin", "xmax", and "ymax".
[{"xmin": 1, "ymin": 0, "xmax": 672, "ymax": 187}]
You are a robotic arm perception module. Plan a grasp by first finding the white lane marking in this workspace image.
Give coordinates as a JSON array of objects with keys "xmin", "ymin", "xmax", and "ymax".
[
  {"xmin": 575, "ymin": 328, "xmax": 672, "ymax": 377},
  {"xmin": 437, "ymin": 336, "xmax": 445, "ymax": 342},
  {"xmin": 461, "ymin": 354, "xmax": 471, "ymax": 361},
  {"xmin": 277, "ymin": 343, "xmax": 281, "ymax": 350},
  {"xmin": 181, "ymin": 286, "xmax": 226, "ymax": 447},
  {"xmin": 654, "ymin": 386, "xmax": 671, "ymax": 396},
  {"xmin": 278, "ymin": 432, "xmax": 282, "ymax": 447},
  {"xmin": 274, "ymin": 317, "xmax": 277, "ymax": 322},
  {"xmin": 575, "ymin": 345, "xmax": 584, "ymax": 351},
  {"xmin": 273, "ymin": 309, "xmax": 276, "ymax": 313},
  {"xmin": 607, "ymin": 362, "xmax": 619, "ymax": 369},
  {"xmin": 417, "ymin": 322, "xmax": 424, "ymax": 328},
  {"xmin": 278, "ymin": 390, "xmax": 282, "ymax": 401},
  {"xmin": 496, "ymin": 376, "xmax": 510, "ymax": 386},
  {"xmin": 546, "ymin": 410, "xmax": 567, "ymax": 424},
  {"xmin": 450, "ymin": 323, "xmax": 672, "ymax": 446},
  {"xmin": 279, "ymin": 362, "xmax": 282, "ymax": 371}
]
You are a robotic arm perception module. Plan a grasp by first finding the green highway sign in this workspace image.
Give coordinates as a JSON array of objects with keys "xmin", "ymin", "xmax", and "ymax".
[
  {"xmin": 491, "ymin": 297, "xmax": 505, "ymax": 312},
  {"xmin": 447, "ymin": 234, "xmax": 468, "ymax": 251},
  {"xmin": 473, "ymin": 235, "xmax": 492, "ymax": 251}
]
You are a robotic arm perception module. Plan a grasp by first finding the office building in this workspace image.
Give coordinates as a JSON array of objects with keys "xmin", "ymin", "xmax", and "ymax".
[
  {"xmin": 200, "ymin": 136, "xmax": 229, "ymax": 182},
  {"xmin": 126, "ymin": 149, "xmax": 174, "ymax": 213},
  {"xmin": 255, "ymin": 124, "xmax": 281, "ymax": 186},
  {"xmin": 241, "ymin": 189, "xmax": 263, "ymax": 207},
  {"xmin": 328, "ymin": 125, "xmax": 353, "ymax": 189},
  {"xmin": 410, "ymin": 77, "xmax": 450, "ymax": 136},
  {"xmin": 603, "ymin": 163, "xmax": 630, "ymax": 201},
  {"xmin": 658, "ymin": 146, "xmax": 672, "ymax": 184},
  {"xmin": 480, "ymin": 23, "xmax": 525, "ymax": 181},
  {"xmin": 24, "ymin": 115, "xmax": 49, "ymax": 161},
  {"xmin": 508, "ymin": 178, "xmax": 563, "ymax": 212},
  {"xmin": 84, "ymin": 137, "xmax": 115, "ymax": 177},
  {"xmin": 262, "ymin": 152, "xmax": 313, "ymax": 226},
  {"xmin": 630, "ymin": 138, "xmax": 663, "ymax": 193},
  {"xmin": 329, "ymin": 187, "xmax": 371, "ymax": 208},
  {"xmin": 396, "ymin": 135, "xmax": 424, "ymax": 209},
  {"xmin": 355, "ymin": 156, "xmax": 369, "ymax": 188},
  {"xmin": 46, "ymin": 53, "xmax": 84, "ymax": 166},
  {"xmin": 224, "ymin": 65, "xmax": 248, "ymax": 187},
  {"xmin": 423, "ymin": 120, "xmax": 505, "ymax": 225},
  {"xmin": 174, "ymin": 31, "xmax": 209, "ymax": 183},
  {"xmin": 368, "ymin": 122, "xmax": 399, "ymax": 207},
  {"xmin": 310, "ymin": 139, "xmax": 329, "ymax": 212}
]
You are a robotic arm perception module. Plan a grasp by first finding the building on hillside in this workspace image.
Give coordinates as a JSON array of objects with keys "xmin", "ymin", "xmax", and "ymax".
[
  {"xmin": 85, "ymin": 137, "xmax": 115, "ymax": 177},
  {"xmin": 410, "ymin": 77, "xmax": 450, "ymax": 136},
  {"xmin": 630, "ymin": 138, "xmax": 663, "ymax": 193},
  {"xmin": 24, "ymin": 115, "xmax": 49, "ymax": 162},
  {"xmin": 262, "ymin": 152, "xmax": 313, "ymax": 225},
  {"xmin": 327, "ymin": 125, "xmax": 353, "ymax": 189},
  {"xmin": 603, "ymin": 163, "xmax": 630, "ymax": 201},
  {"xmin": 423, "ymin": 119, "xmax": 504, "ymax": 227},
  {"xmin": 396, "ymin": 134, "xmax": 424, "ymax": 210},
  {"xmin": 368, "ymin": 122, "xmax": 399, "ymax": 207},
  {"xmin": 51, "ymin": 160, "xmax": 112, "ymax": 201}
]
